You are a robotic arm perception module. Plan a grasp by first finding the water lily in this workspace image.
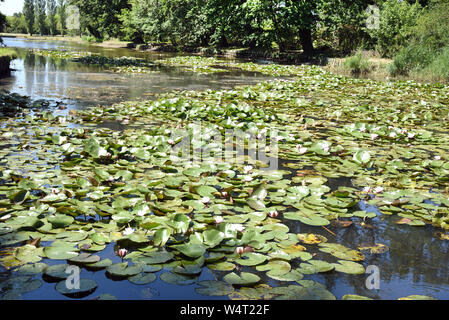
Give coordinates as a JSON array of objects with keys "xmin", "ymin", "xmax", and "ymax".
[
  {"xmin": 407, "ymin": 132, "xmax": 416, "ymax": 139},
  {"xmin": 243, "ymin": 175, "xmax": 253, "ymax": 182},
  {"xmin": 167, "ymin": 139, "xmax": 175, "ymax": 145},
  {"xmin": 235, "ymin": 247, "xmax": 244, "ymax": 255},
  {"xmin": 389, "ymin": 132, "xmax": 397, "ymax": 138},
  {"xmin": 243, "ymin": 165, "xmax": 253, "ymax": 173},
  {"xmin": 370, "ymin": 134, "xmax": 379, "ymax": 140},
  {"xmin": 362, "ymin": 186, "xmax": 372, "ymax": 193},
  {"xmin": 267, "ymin": 210, "xmax": 279, "ymax": 218},
  {"xmin": 296, "ymin": 144, "xmax": 308, "ymax": 154},
  {"xmin": 122, "ymin": 227, "xmax": 135, "ymax": 236},
  {"xmin": 435, "ymin": 156, "xmax": 442, "ymax": 160},
  {"xmin": 221, "ymin": 191, "xmax": 228, "ymax": 198},
  {"xmin": 200, "ymin": 197, "xmax": 211, "ymax": 204},
  {"xmin": 117, "ymin": 248, "xmax": 128, "ymax": 259},
  {"xmin": 214, "ymin": 216, "xmax": 225, "ymax": 224},
  {"xmin": 373, "ymin": 186, "xmax": 384, "ymax": 194}
]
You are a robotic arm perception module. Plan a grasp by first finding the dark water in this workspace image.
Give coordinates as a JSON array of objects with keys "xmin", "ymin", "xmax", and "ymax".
[{"xmin": 1, "ymin": 38, "xmax": 449, "ymax": 300}]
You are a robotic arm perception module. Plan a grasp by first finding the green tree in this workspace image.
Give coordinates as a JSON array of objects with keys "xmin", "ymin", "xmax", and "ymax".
[
  {"xmin": 6, "ymin": 13, "xmax": 28, "ymax": 34},
  {"xmin": 58, "ymin": 0, "xmax": 67, "ymax": 35},
  {"xmin": 47, "ymin": 0, "xmax": 57, "ymax": 35},
  {"xmin": 23, "ymin": 0, "xmax": 35, "ymax": 35},
  {"xmin": 69, "ymin": 0, "xmax": 130, "ymax": 40},
  {"xmin": 35, "ymin": 0, "xmax": 47, "ymax": 35},
  {"xmin": 369, "ymin": 0, "xmax": 422, "ymax": 57}
]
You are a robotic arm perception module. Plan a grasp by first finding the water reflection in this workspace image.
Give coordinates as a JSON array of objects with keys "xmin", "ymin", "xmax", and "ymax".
[{"xmin": 0, "ymin": 38, "xmax": 271, "ymax": 110}]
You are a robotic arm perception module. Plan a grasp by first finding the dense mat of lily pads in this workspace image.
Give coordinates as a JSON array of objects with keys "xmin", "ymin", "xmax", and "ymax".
[
  {"xmin": 31, "ymin": 49, "xmax": 304, "ymax": 76},
  {"xmin": 0, "ymin": 57, "xmax": 448, "ymax": 300}
]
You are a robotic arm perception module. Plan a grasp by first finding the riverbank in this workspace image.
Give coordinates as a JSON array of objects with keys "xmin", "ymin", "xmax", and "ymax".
[
  {"xmin": 2, "ymin": 33, "xmax": 447, "ymax": 84},
  {"xmin": 0, "ymin": 48, "xmax": 18, "ymax": 76}
]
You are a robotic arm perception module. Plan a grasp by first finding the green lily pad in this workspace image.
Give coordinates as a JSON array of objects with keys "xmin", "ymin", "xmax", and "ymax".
[
  {"xmin": 128, "ymin": 273, "xmax": 157, "ymax": 285},
  {"xmin": 55, "ymin": 279, "xmax": 97, "ymax": 296},
  {"xmin": 106, "ymin": 262, "xmax": 143, "ymax": 277},
  {"xmin": 195, "ymin": 280, "xmax": 235, "ymax": 297},
  {"xmin": 223, "ymin": 272, "xmax": 260, "ymax": 286}
]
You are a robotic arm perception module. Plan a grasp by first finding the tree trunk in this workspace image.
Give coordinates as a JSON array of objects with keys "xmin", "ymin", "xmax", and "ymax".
[
  {"xmin": 87, "ymin": 25, "xmax": 102, "ymax": 40},
  {"xmin": 299, "ymin": 28, "xmax": 314, "ymax": 56}
]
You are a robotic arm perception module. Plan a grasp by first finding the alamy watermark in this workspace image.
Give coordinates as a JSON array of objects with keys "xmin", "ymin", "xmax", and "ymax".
[
  {"xmin": 66, "ymin": 5, "xmax": 80, "ymax": 31},
  {"xmin": 365, "ymin": 265, "xmax": 380, "ymax": 290},
  {"xmin": 366, "ymin": 5, "xmax": 380, "ymax": 30},
  {"xmin": 65, "ymin": 265, "xmax": 80, "ymax": 290}
]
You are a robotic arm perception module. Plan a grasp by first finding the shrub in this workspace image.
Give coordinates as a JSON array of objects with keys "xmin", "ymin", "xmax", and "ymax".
[
  {"xmin": 424, "ymin": 47, "xmax": 449, "ymax": 80},
  {"xmin": 369, "ymin": 0, "xmax": 422, "ymax": 58},
  {"xmin": 344, "ymin": 51, "xmax": 371, "ymax": 75},
  {"xmin": 389, "ymin": 1, "xmax": 449, "ymax": 80}
]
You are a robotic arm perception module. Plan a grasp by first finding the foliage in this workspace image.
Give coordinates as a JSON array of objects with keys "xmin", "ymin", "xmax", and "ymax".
[
  {"xmin": 58, "ymin": 0, "xmax": 66, "ymax": 35},
  {"xmin": 6, "ymin": 14, "xmax": 28, "ymax": 34},
  {"xmin": 316, "ymin": 0, "xmax": 372, "ymax": 54},
  {"xmin": 69, "ymin": 0, "xmax": 130, "ymax": 40},
  {"xmin": 47, "ymin": 0, "xmax": 57, "ymax": 35},
  {"xmin": 35, "ymin": 0, "xmax": 47, "ymax": 35},
  {"xmin": 343, "ymin": 51, "xmax": 372, "ymax": 75},
  {"xmin": 389, "ymin": 0, "xmax": 449, "ymax": 80},
  {"xmin": 368, "ymin": 0, "xmax": 422, "ymax": 58},
  {"xmin": 23, "ymin": 0, "xmax": 35, "ymax": 35}
]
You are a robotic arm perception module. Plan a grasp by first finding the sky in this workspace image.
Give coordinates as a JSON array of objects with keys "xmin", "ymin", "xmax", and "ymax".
[{"xmin": 0, "ymin": 0, "xmax": 24, "ymax": 16}]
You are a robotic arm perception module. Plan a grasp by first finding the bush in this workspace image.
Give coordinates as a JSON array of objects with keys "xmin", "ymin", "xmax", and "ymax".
[
  {"xmin": 389, "ymin": 1, "xmax": 449, "ymax": 80},
  {"xmin": 424, "ymin": 47, "xmax": 449, "ymax": 80},
  {"xmin": 82, "ymin": 35, "xmax": 103, "ymax": 43},
  {"xmin": 344, "ymin": 51, "xmax": 371, "ymax": 75},
  {"xmin": 388, "ymin": 44, "xmax": 434, "ymax": 76},
  {"xmin": 369, "ymin": 0, "xmax": 422, "ymax": 58}
]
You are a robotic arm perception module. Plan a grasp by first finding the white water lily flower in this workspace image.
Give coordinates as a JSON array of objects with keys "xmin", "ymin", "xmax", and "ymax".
[
  {"xmin": 167, "ymin": 139, "xmax": 175, "ymax": 145},
  {"xmin": 243, "ymin": 175, "xmax": 253, "ymax": 182},
  {"xmin": 296, "ymin": 145, "xmax": 308, "ymax": 154},
  {"xmin": 200, "ymin": 197, "xmax": 211, "ymax": 204},
  {"xmin": 373, "ymin": 186, "xmax": 384, "ymax": 194},
  {"xmin": 122, "ymin": 228, "xmax": 135, "ymax": 236},
  {"xmin": 235, "ymin": 247, "xmax": 244, "ymax": 255},
  {"xmin": 407, "ymin": 132, "xmax": 416, "ymax": 139},
  {"xmin": 51, "ymin": 188, "xmax": 60, "ymax": 194},
  {"xmin": 243, "ymin": 165, "xmax": 253, "ymax": 173},
  {"xmin": 231, "ymin": 224, "xmax": 245, "ymax": 232},
  {"xmin": 298, "ymin": 147, "xmax": 308, "ymax": 154},
  {"xmin": 214, "ymin": 216, "xmax": 225, "ymax": 224},
  {"xmin": 389, "ymin": 132, "xmax": 397, "ymax": 138},
  {"xmin": 117, "ymin": 249, "xmax": 128, "ymax": 258},
  {"xmin": 435, "ymin": 156, "xmax": 442, "ymax": 160},
  {"xmin": 370, "ymin": 134, "xmax": 379, "ymax": 140},
  {"xmin": 362, "ymin": 186, "xmax": 372, "ymax": 193}
]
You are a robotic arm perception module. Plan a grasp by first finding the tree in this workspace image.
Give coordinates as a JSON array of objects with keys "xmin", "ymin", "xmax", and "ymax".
[
  {"xmin": 6, "ymin": 13, "xmax": 28, "ymax": 34},
  {"xmin": 23, "ymin": 0, "xmax": 35, "ymax": 35},
  {"xmin": 58, "ymin": 0, "xmax": 67, "ymax": 36},
  {"xmin": 69, "ymin": 0, "xmax": 130, "ymax": 40},
  {"xmin": 35, "ymin": 0, "xmax": 47, "ymax": 35},
  {"xmin": 47, "ymin": 0, "xmax": 57, "ymax": 35}
]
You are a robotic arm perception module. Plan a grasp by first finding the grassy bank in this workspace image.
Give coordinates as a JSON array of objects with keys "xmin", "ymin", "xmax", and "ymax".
[
  {"xmin": 0, "ymin": 47, "xmax": 18, "ymax": 76},
  {"xmin": 0, "ymin": 33, "xmax": 133, "ymax": 49}
]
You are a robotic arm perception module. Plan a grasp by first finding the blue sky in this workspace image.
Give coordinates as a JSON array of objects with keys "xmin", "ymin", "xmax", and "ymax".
[{"xmin": 1, "ymin": 0, "xmax": 24, "ymax": 16}]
